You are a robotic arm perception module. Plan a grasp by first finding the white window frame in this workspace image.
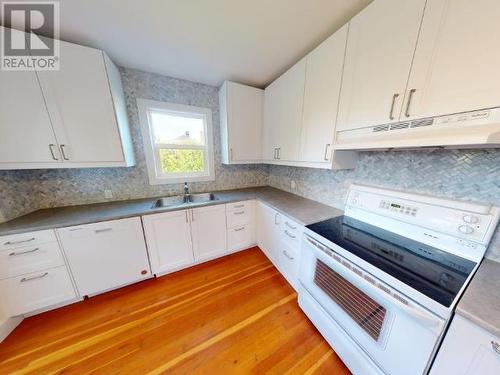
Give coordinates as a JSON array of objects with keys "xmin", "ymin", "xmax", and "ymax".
[{"xmin": 137, "ymin": 99, "xmax": 215, "ymax": 185}]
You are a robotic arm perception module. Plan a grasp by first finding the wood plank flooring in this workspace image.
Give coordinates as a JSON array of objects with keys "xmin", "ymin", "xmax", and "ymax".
[{"xmin": 0, "ymin": 247, "xmax": 349, "ymax": 374}]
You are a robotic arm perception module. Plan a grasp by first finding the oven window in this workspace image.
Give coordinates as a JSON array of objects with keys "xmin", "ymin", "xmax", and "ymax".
[{"xmin": 314, "ymin": 259, "xmax": 387, "ymax": 341}]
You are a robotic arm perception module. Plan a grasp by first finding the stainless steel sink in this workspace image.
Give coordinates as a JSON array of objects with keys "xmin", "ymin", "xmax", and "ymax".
[
  {"xmin": 152, "ymin": 195, "xmax": 187, "ymax": 208},
  {"xmin": 187, "ymin": 193, "xmax": 218, "ymax": 203},
  {"xmin": 152, "ymin": 193, "xmax": 218, "ymax": 209}
]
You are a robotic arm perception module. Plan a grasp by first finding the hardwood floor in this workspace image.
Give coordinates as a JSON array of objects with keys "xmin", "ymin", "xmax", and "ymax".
[{"xmin": 0, "ymin": 247, "xmax": 349, "ymax": 375}]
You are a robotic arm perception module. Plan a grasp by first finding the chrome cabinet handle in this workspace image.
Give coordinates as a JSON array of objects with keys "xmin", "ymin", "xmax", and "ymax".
[
  {"xmin": 95, "ymin": 228, "xmax": 112, "ymax": 234},
  {"xmin": 233, "ymin": 204, "xmax": 244, "ymax": 209},
  {"xmin": 4, "ymin": 237, "xmax": 35, "ymax": 246},
  {"xmin": 274, "ymin": 213, "xmax": 280, "ymax": 225},
  {"xmin": 9, "ymin": 247, "xmax": 40, "ymax": 256},
  {"xmin": 185, "ymin": 210, "xmax": 189, "ymax": 223},
  {"xmin": 285, "ymin": 222, "xmax": 296, "ymax": 230},
  {"xmin": 234, "ymin": 227, "xmax": 245, "ymax": 232},
  {"xmin": 277, "ymin": 148, "xmax": 281, "ymax": 160},
  {"xmin": 191, "ymin": 210, "xmax": 195, "ymax": 222},
  {"xmin": 49, "ymin": 144, "xmax": 59, "ymax": 160},
  {"xmin": 229, "ymin": 148, "xmax": 233, "ymax": 161},
  {"xmin": 60, "ymin": 144, "xmax": 70, "ymax": 160},
  {"xmin": 405, "ymin": 89, "xmax": 416, "ymax": 118},
  {"xmin": 283, "ymin": 250, "xmax": 294, "ymax": 260},
  {"xmin": 284, "ymin": 230, "xmax": 296, "ymax": 239},
  {"xmin": 324, "ymin": 144, "xmax": 331, "ymax": 161},
  {"xmin": 492, "ymin": 341, "xmax": 500, "ymax": 355},
  {"xmin": 21, "ymin": 272, "xmax": 48, "ymax": 283},
  {"xmin": 233, "ymin": 211, "xmax": 245, "ymax": 215},
  {"xmin": 389, "ymin": 93, "xmax": 399, "ymax": 120}
]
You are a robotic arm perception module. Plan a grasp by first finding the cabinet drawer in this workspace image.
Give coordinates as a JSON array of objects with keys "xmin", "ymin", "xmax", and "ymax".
[
  {"xmin": 227, "ymin": 207, "xmax": 253, "ymax": 228},
  {"xmin": 228, "ymin": 225, "xmax": 254, "ymax": 251},
  {"xmin": 0, "ymin": 266, "xmax": 76, "ymax": 316},
  {"xmin": 278, "ymin": 241, "xmax": 300, "ymax": 288},
  {"xmin": 280, "ymin": 218, "xmax": 302, "ymax": 248},
  {"xmin": 227, "ymin": 200, "xmax": 253, "ymax": 212},
  {"xmin": 0, "ymin": 230, "xmax": 57, "ymax": 251},
  {"xmin": 0, "ymin": 242, "xmax": 65, "ymax": 280}
]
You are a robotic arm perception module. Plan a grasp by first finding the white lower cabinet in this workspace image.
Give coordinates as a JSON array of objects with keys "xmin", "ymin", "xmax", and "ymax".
[
  {"xmin": 57, "ymin": 217, "xmax": 151, "ymax": 296},
  {"xmin": 191, "ymin": 205, "xmax": 227, "ymax": 262},
  {"xmin": 0, "ymin": 229, "xmax": 76, "ymax": 317},
  {"xmin": 142, "ymin": 210, "xmax": 194, "ymax": 275},
  {"xmin": 431, "ymin": 314, "xmax": 500, "ymax": 375},
  {"xmin": 226, "ymin": 200, "xmax": 255, "ymax": 252},
  {"xmin": 256, "ymin": 201, "xmax": 303, "ymax": 289},
  {"xmin": 0, "ymin": 267, "xmax": 75, "ymax": 316}
]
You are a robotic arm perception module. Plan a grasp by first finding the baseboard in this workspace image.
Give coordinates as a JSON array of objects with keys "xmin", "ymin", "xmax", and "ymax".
[{"xmin": 0, "ymin": 316, "xmax": 23, "ymax": 343}]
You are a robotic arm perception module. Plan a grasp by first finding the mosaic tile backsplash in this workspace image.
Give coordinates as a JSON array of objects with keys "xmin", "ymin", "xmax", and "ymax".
[
  {"xmin": 0, "ymin": 67, "xmax": 499, "ymax": 260},
  {"xmin": 268, "ymin": 149, "xmax": 500, "ymax": 260}
]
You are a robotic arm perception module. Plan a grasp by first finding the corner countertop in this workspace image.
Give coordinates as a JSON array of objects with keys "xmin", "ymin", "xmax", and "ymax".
[
  {"xmin": 456, "ymin": 258, "xmax": 500, "ymax": 337},
  {"xmin": 0, "ymin": 186, "xmax": 343, "ymax": 236}
]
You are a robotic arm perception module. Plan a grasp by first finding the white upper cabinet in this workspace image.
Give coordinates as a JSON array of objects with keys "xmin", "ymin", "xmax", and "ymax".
[
  {"xmin": 403, "ymin": 0, "xmax": 500, "ymax": 120},
  {"xmin": 219, "ymin": 81, "xmax": 263, "ymax": 164},
  {"xmin": 263, "ymin": 57, "xmax": 307, "ymax": 162},
  {"xmin": 301, "ymin": 24, "xmax": 354, "ymax": 167},
  {"xmin": 0, "ymin": 28, "xmax": 134, "ymax": 170},
  {"xmin": 36, "ymin": 39, "xmax": 133, "ymax": 165},
  {"xmin": 337, "ymin": 0, "xmax": 427, "ymax": 132}
]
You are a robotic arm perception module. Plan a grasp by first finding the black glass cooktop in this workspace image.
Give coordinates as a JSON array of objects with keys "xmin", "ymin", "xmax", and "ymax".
[{"xmin": 307, "ymin": 215, "xmax": 477, "ymax": 307}]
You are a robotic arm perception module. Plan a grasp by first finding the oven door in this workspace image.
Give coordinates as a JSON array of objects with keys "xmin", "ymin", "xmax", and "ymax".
[{"xmin": 299, "ymin": 235, "xmax": 445, "ymax": 375}]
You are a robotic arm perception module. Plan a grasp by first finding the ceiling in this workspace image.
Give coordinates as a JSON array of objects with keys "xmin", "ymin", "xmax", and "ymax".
[{"xmin": 10, "ymin": 0, "xmax": 372, "ymax": 88}]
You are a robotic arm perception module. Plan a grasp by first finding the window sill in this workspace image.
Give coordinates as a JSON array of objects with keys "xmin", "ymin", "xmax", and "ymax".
[{"xmin": 148, "ymin": 175, "xmax": 215, "ymax": 185}]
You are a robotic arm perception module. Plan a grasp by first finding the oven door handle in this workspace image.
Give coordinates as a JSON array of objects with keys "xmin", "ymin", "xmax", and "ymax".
[{"xmin": 305, "ymin": 238, "xmax": 443, "ymax": 329}]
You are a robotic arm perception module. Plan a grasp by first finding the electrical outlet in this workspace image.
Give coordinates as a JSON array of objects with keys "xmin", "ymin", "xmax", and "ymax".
[
  {"xmin": 290, "ymin": 180, "xmax": 297, "ymax": 190},
  {"xmin": 104, "ymin": 189, "xmax": 113, "ymax": 199}
]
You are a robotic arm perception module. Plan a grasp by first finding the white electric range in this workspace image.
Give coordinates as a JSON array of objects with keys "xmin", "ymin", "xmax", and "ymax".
[{"xmin": 298, "ymin": 184, "xmax": 500, "ymax": 375}]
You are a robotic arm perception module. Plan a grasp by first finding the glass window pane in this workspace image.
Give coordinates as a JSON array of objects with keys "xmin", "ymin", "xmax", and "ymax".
[
  {"xmin": 159, "ymin": 149, "xmax": 205, "ymax": 174},
  {"xmin": 150, "ymin": 111, "xmax": 205, "ymax": 146}
]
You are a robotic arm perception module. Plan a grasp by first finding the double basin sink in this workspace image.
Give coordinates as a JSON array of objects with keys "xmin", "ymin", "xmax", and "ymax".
[{"xmin": 152, "ymin": 193, "xmax": 218, "ymax": 209}]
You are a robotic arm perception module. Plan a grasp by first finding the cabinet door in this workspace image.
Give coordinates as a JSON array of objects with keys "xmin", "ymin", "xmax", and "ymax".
[
  {"xmin": 57, "ymin": 217, "xmax": 151, "ymax": 296},
  {"xmin": 0, "ymin": 28, "xmax": 59, "ymax": 165},
  {"xmin": 263, "ymin": 58, "xmax": 307, "ymax": 161},
  {"xmin": 142, "ymin": 210, "xmax": 194, "ymax": 275},
  {"xmin": 191, "ymin": 205, "xmax": 227, "ymax": 262},
  {"xmin": 222, "ymin": 82, "xmax": 263, "ymax": 163},
  {"xmin": 36, "ymin": 39, "xmax": 125, "ymax": 163},
  {"xmin": 256, "ymin": 202, "xmax": 281, "ymax": 264},
  {"xmin": 301, "ymin": 25, "xmax": 348, "ymax": 163},
  {"xmin": 404, "ymin": 0, "xmax": 500, "ymax": 120},
  {"xmin": 430, "ymin": 315, "xmax": 500, "ymax": 375},
  {"xmin": 337, "ymin": 0, "xmax": 426, "ymax": 131}
]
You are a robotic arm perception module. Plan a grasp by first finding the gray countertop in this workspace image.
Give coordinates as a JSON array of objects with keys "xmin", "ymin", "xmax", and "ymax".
[
  {"xmin": 0, "ymin": 186, "xmax": 343, "ymax": 236},
  {"xmin": 456, "ymin": 259, "xmax": 500, "ymax": 337}
]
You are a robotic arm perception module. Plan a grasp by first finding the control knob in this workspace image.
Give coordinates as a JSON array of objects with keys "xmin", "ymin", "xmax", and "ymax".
[
  {"xmin": 458, "ymin": 225, "xmax": 474, "ymax": 234},
  {"xmin": 463, "ymin": 215, "xmax": 479, "ymax": 224}
]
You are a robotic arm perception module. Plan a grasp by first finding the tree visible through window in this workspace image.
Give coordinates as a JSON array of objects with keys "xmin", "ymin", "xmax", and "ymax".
[{"xmin": 137, "ymin": 99, "xmax": 214, "ymax": 185}]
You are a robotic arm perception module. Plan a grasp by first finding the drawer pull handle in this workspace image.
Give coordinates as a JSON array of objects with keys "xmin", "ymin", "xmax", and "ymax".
[
  {"xmin": 492, "ymin": 341, "xmax": 500, "ymax": 355},
  {"xmin": 9, "ymin": 247, "xmax": 40, "ymax": 256},
  {"xmin": 284, "ymin": 230, "xmax": 296, "ymax": 239},
  {"xmin": 4, "ymin": 237, "xmax": 35, "ymax": 246},
  {"xmin": 285, "ymin": 222, "xmax": 297, "ymax": 230},
  {"xmin": 20, "ymin": 272, "xmax": 49, "ymax": 283},
  {"xmin": 233, "ymin": 211, "xmax": 245, "ymax": 215},
  {"xmin": 234, "ymin": 227, "xmax": 245, "ymax": 232},
  {"xmin": 233, "ymin": 204, "xmax": 245, "ymax": 209},
  {"xmin": 283, "ymin": 250, "xmax": 294, "ymax": 260},
  {"xmin": 95, "ymin": 228, "xmax": 113, "ymax": 234}
]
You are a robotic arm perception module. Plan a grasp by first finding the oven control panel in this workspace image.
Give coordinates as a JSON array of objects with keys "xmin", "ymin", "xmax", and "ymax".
[{"xmin": 346, "ymin": 187, "xmax": 498, "ymax": 245}]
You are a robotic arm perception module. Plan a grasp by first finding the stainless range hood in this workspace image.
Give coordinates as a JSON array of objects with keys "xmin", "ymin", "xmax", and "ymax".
[{"xmin": 334, "ymin": 108, "xmax": 500, "ymax": 151}]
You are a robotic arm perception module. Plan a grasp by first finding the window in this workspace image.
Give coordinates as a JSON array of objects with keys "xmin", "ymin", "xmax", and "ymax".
[{"xmin": 137, "ymin": 99, "xmax": 215, "ymax": 184}]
